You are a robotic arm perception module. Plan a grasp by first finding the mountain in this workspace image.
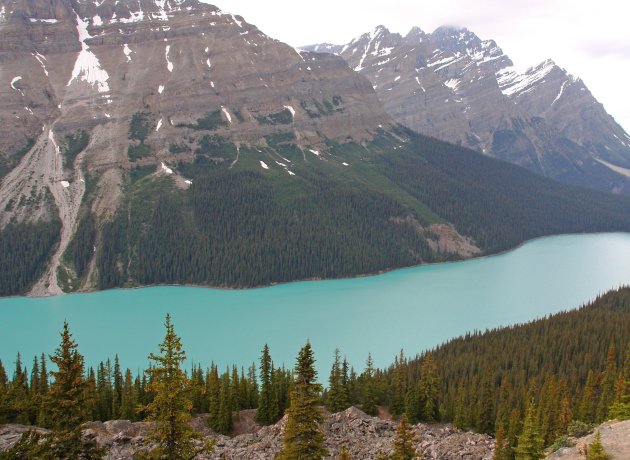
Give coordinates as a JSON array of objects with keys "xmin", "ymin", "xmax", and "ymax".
[
  {"xmin": 303, "ymin": 26, "xmax": 630, "ymax": 194},
  {"xmin": 2, "ymin": 1, "xmax": 630, "ymax": 297}
]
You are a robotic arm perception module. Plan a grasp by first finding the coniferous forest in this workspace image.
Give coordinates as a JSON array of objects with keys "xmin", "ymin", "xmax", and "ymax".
[
  {"xmin": 3, "ymin": 129, "xmax": 630, "ymax": 296},
  {"xmin": 0, "ymin": 287, "xmax": 629, "ymax": 458}
]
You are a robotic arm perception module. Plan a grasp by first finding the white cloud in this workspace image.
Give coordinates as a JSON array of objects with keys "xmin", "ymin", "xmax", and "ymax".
[{"xmin": 217, "ymin": 0, "xmax": 630, "ymax": 131}]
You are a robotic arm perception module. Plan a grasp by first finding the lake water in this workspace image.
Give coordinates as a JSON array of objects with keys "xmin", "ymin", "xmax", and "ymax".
[{"xmin": 1, "ymin": 232, "xmax": 630, "ymax": 377}]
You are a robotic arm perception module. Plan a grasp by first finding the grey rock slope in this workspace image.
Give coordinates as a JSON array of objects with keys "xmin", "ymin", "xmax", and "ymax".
[
  {"xmin": 303, "ymin": 26, "xmax": 630, "ymax": 194},
  {"xmin": 0, "ymin": 407, "xmax": 496, "ymax": 459}
]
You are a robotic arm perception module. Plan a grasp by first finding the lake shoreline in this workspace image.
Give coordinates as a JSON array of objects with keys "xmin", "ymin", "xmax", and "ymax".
[{"xmin": 15, "ymin": 230, "xmax": 625, "ymax": 300}]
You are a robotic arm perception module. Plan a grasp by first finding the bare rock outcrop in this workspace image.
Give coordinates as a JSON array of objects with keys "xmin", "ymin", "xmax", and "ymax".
[
  {"xmin": 0, "ymin": 407, "xmax": 495, "ymax": 459},
  {"xmin": 545, "ymin": 420, "xmax": 630, "ymax": 460}
]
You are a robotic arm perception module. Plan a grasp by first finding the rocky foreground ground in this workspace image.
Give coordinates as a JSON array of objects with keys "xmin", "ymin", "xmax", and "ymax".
[
  {"xmin": 1, "ymin": 408, "xmax": 628, "ymax": 459},
  {"xmin": 1, "ymin": 407, "xmax": 493, "ymax": 459}
]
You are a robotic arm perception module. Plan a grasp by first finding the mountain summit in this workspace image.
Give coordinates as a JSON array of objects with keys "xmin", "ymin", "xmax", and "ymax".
[
  {"xmin": 303, "ymin": 25, "xmax": 630, "ymax": 194},
  {"xmin": 2, "ymin": 3, "xmax": 630, "ymax": 297}
]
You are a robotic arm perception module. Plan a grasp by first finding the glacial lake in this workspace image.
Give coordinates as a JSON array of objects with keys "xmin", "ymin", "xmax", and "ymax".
[{"xmin": 1, "ymin": 232, "xmax": 630, "ymax": 376}]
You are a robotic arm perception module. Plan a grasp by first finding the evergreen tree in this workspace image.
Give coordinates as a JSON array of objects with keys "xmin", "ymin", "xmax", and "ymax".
[
  {"xmin": 207, "ymin": 364, "xmax": 220, "ymax": 430},
  {"xmin": 453, "ymin": 380, "xmax": 468, "ymax": 430},
  {"xmin": 586, "ymin": 430, "xmax": 610, "ymax": 460},
  {"xmin": 247, "ymin": 363, "xmax": 259, "ymax": 408},
  {"xmin": 390, "ymin": 415, "xmax": 421, "ymax": 460},
  {"xmin": 256, "ymin": 344, "xmax": 278, "ymax": 425},
  {"xmin": 390, "ymin": 350, "xmax": 407, "ymax": 417},
  {"xmin": 216, "ymin": 371, "xmax": 232, "ymax": 434},
  {"xmin": 506, "ymin": 409, "xmax": 521, "ymax": 460},
  {"xmin": 142, "ymin": 313, "xmax": 211, "ymax": 459},
  {"xmin": 0, "ymin": 360, "xmax": 7, "ymax": 423},
  {"xmin": 328, "ymin": 348, "xmax": 350, "ymax": 413},
  {"xmin": 578, "ymin": 370, "xmax": 597, "ymax": 423},
  {"xmin": 360, "ymin": 353, "xmax": 378, "ymax": 416},
  {"xmin": 111, "ymin": 355, "xmax": 123, "ymax": 419},
  {"xmin": 596, "ymin": 345, "xmax": 616, "ymax": 422},
  {"xmin": 278, "ymin": 341, "xmax": 328, "ymax": 460},
  {"xmin": 6, "ymin": 353, "xmax": 29, "ymax": 424},
  {"xmin": 493, "ymin": 423, "xmax": 509, "ymax": 460},
  {"xmin": 514, "ymin": 400, "xmax": 544, "ymax": 460},
  {"xmin": 44, "ymin": 321, "xmax": 102, "ymax": 459},
  {"xmin": 120, "ymin": 368, "xmax": 136, "ymax": 421},
  {"xmin": 608, "ymin": 344, "xmax": 630, "ymax": 420},
  {"xmin": 418, "ymin": 354, "xmax": 440, "ymax": 423}
]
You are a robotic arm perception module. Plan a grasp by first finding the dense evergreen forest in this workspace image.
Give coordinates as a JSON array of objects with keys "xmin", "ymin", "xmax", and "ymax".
[
  {"xmin": 3, "ymin": 127, "xmax": 630, "ymax": 295},
  {"xmin": 75, "ymin": 129, "xmax": 630, "ymax": 292},
  {"xmin": 1, "ymin": 287, "xmax": 629, "ymax": 458},
  {"xmin": 0, "ymin": 220, "xmax": 60, "ymax": 296}
]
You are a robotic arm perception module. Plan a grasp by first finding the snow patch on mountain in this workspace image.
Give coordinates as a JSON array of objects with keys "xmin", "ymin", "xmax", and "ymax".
[
  {"xmin": 67, "ymin": 14, "xmax": 110, "ymax": 93},
  {"xmin": 123, "ymin": 44, "xmax": 132, "ymax": 62},
  {"xmin": 32, "ymin": 53, "xmax": 49, "ymax": 77},
  {"xmin": 221, "ymin": 106, "xmax": 232, "ymax": 123},
  {"xmin": 497, "ymin": 60, "xmax": 556, "ymax": 98},
  {"xmin": 165, "ymin": 45, "xmax": 173, "ymax": 72}
]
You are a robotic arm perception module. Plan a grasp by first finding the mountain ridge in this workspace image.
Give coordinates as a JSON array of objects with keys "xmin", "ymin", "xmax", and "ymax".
[
  {"xmin": 2, "ymin": 1, "xmax": 630, "ymax": 297},
  {"xmin": 302, "ymin": 24, "xmax": 630, "ymax": 194}
]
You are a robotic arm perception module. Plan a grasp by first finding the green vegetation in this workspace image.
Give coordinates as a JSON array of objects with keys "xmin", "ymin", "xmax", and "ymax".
[
  {"xmin": 129, "ymin": 112, "xmax": 152, "ymax": 142},
  {"xmin": 141, "ymin": 314, "xmax": 212, "ymax": 459},
  {"xmin": 128, "ymin": 143, "xmax": 151, "ymax": 161},
  {"xmin": 169, "ymin": 142, "xmax": 190, "ymax": 154},
  {"xmin": 0, "ymin": 287, "xmax": 629, "ymax": 457},
  {"xmin": 62, "ymin": 131, "xmax": 89, "ymax": 168},
  {"xmin": 257, "ymin": 108, "xmax": 294, "ymax": 125},
  {"xmin": 586, "ymin": 430, "xmax": 610, "ymax": 460},
  {"xmin": 0, "ymin": 220, "xmax": 61, "ymax": 296},
  {"xmin": 278, "ymin": 341, "xmax": 328, "ymax": 460},
  {"xmin": 179, "ymin": 110, "xmax": 228, "ymax": 131}
]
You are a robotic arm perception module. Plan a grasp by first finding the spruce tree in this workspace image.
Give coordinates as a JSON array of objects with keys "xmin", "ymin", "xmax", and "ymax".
[
  {"xmin": 120, "ymin": 368, "xmax": 136, "ymax": 421},
  {"xmin": 278, "ymin": 341, "xmax": 328, "ymax": 460},
  {"xmin": 328, "ymin": 348, "xmax": 349, "ymax": 413},
  {"xmin": 142, "ymin": 313, "xmax": 211, "ymax": 459},
  {"xmin": 360, "ymin": 353, "xmax": 378, "ymax": 416},
  {"xmin": 256, "ymin": 344, "xmax": 278, "ymax": 425},
  {"xmin": 0, "ymin": 360, "xmax": 7, "ymax": 423},
  {"xmin": 493, "ymin": 423, "xmax": 509, "ymax": 460},
  {"xmin": 596, "ymin": 345, "xmax": 617, "ymax": 422},
  {"xmin": 514, "ymin": 400, "xmax": 544, "ymax": 460},
  {"xmin": 44, "ymin": 321, "xmax": 103, "ymax": 459},
  {"xmin": 390, "ymin": 350, "xmax": 407, "ymax": 417},
  {"xmin": 391, "ymin": 415, "xmax": 421, "ymax": 460},
  {"xmin": 419, "ymin": 354, "xmax": 440, "ymax": 423},
  {"xmin": 247, "ymin": 363, "xmax": 259, "ymax": 408},
  {"xmin": 608, "ymin": 344, "xmax": 630, "ymax": 420},
  {"xmin": 586, "ymin": 430, "xmax": 610, "ymax": 460}
]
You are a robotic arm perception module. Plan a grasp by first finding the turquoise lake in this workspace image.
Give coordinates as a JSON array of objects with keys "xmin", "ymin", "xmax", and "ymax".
[{"xmin": 1, "ymin": 232, "xmax": 630, "ymax": 376}]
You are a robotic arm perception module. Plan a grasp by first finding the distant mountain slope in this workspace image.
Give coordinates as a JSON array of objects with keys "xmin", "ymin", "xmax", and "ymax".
[
  {"xmin": 304, "ymin": 26, "xmax": 630, "ymax": 194},
  {"xmin": 2, "ymin": 1, "xmax": 630, "ymax": 296}
]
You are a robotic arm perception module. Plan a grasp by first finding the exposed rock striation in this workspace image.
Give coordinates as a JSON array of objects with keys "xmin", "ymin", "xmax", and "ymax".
[{"xmin": 304, "ymin": 26, "xmax": 630, "ymax": 194}]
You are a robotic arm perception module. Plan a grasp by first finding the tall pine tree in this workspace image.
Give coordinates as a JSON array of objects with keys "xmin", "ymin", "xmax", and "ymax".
[
  {"xmin": 142, "ymin": 313, "xmax": 211, "ymax": 459},
  {"xmin": 278, "ymin": 341, "xmax": 328, "ymax": 460}
]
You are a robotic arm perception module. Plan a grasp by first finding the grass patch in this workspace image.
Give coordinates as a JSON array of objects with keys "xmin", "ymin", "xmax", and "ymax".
[{"xmin": 128, "ymin": 144, "xmax": 151, "ymax": 161}]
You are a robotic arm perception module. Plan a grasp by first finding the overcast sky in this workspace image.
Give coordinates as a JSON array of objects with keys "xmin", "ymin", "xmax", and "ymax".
[{"xmin": 214, "ymin": 0, "xmax": 630, "ymax": 132}]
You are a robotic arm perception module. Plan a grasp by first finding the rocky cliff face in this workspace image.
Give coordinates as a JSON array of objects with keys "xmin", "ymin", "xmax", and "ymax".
[
  {"xmin": 0, "ymin": 407, "xmax": 496, "ymax": 459},
  {"xmin": 0, "ymin": 0, "xmax": 392, "ymax": 295},
  {"xmin": 304, "ymin": 26, "xmax": 630, "ymax": 194},
  {"xmin": 0, "ymin": 0, "xmax": 390, "ymax": 223}
]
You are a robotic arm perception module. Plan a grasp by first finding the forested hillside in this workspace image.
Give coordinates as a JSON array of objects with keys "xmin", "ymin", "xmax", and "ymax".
[
  {"xmin": 4, "ymin": 127, "xmax": 628, "ymax": 296},
  {"xmin": 1, "ymin": 288, "xmax": 629, "ymax": 458}
]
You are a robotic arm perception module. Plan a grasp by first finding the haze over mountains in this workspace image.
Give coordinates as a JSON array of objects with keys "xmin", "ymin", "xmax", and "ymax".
[
  {"xmin": 2, "ymin": 0, "xmax": 630, "ymax": 297},
  {"xmin": 303, "ymin": 25, "xmax": 630, "ymax": 194}
]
